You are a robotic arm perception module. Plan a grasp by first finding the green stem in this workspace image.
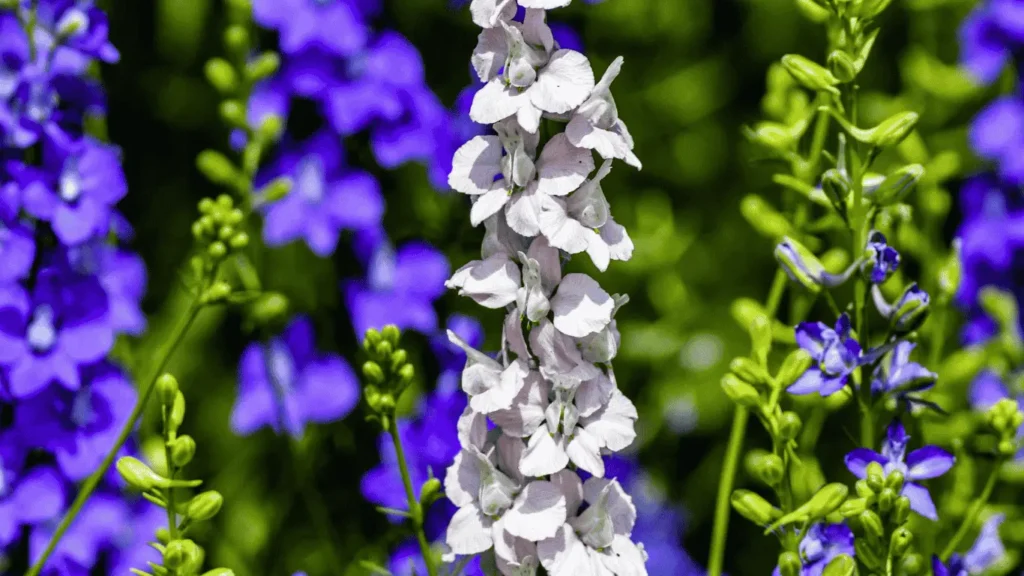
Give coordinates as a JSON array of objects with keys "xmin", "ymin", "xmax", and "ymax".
[
  {"xmin": 26, "ymin": 300, "xmax": 204, "ymax": 576},
  {"xmin": 390, "ymin": 421, "xmax": 438, "ymax": 576},
  {"xmin": 940, "ymin": 461, "xmax": 1002, "ymax": 561}
]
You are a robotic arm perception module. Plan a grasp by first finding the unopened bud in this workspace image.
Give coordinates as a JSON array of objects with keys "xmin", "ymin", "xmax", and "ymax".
[
  {"xmin": 779, "ymin": 412, "xmax": 802, "ymax": 441},
  {"xmin": 781, "ymin": 54, "xmax": 839, "ymax": 94},
  {"xmin": 204, "ymin": 58, "xmax": 237, "ymax": 94},
  {"xmin": 885, "ymin": 470, "xmax": 905, "ymax": 492},
  {"xmin": 246, "ymin": 52, "xmax": 280, "ymax": 82},
  {"xmin": 375, "ymin": 340, "xmax": 393, "ymax": 359},
  {"xmin": 419, "ymin": 478, "xmax": 443, "ymax": 507},
  {"xmin": 878, "ymin": 487, "xmax": 896, "ymax": 512},
  {"xmin": 901, "ymin": 553, "xmax": 924, "ymax": 575},
  {"xmin": 202, "ymin": 281, "xmax": 232, "ymax": 304},
  {"xmin": 381, "ymin": 324, "xmax": 401, "ymax": 347},
  {"xmin": 828, "ymin": 50, "xmax": 858, "ymax": 83},
  {"xmin": 859, "ymin": 510, "xmax": 884, "ymax": 541},
  {"xmin": 894, "ymin": 495, "xmax": 911, "ymax": 525},
  {"xmin": 259, "ymin": 177, "xmax": 292, "ymax": 203},
  {"xmin": 117, "ymin": 457, "xmax": 168, "ymax": 491},
  {"xmin": 776, "ymin": 237, "xmax": 826, "ymax": 294},
  {"xmin": 196, "ymin": 150, "xmax": 240, "ymax": 187},
  {"xmin": 258, "ymin": 114, "xmax": 284, "ymax": 142},
  {"xmin": 855, "ymin": 479, "xmax": 874, "ymax": 499},
  {"xmin": 731, "ymin": 490, "xmax": 782, "ymax": 526},
  {"xmin": 890, "ymin": 283, "xmax": 930, "ymax": 333},
  {"xmin": 778, "ymin": 552, "xmax": 802, "ymax": 576},
  {"xmin": 362, "ymin": 362, "xmax": 385, "ymax": 385},
  {"xmin": 804, "ymin": 483, "xmax": 849, "ymax": 518},
  {"xmin": 249, "ymin": 293, "xmax": 289, "ymax": 325},
  {"xmin": 776, "ymin": 350, "xmax": 813, "ymax": 387},
  {"xmin": 721, "ymin": 374, "xmax": 761, "ymax": 408},
  {"xmin": 730, "ymin": 357, "xmax": 769, "ymax": 387},
  {"xmin": 749, "ymin": 452, "xmax": 785, "ymax": 486},
  {"xmin": 170, "ymin": 435, "xmax": 197, "ymax": 468},
  {"xmin": 891, "ymin": 527, "xmax": 912, "ymax": 556},
  {"xmin": 869, "ymin": 112, "xmax": 920, "ymax": 148},
  {"xmin": 169, "ymin": 391, "xmax": 186, "ymax": 432},
  {"xmin": 867, "ymin": 461, "xmax": 885, "ymax": 492},
  {"xmin": 186, "ymin": 491, "xmax": 224, "ymax": 522},
  {"xmin": 871, "ymin": 164, "xmax": 924, "ymax": 205},
  {"xmin": 397, "ymin": 363, "xmax": 415, "ymax": 384},
  {"xmin": 839, "ymin": 498, "xmax": 868, "ymax": 517},
  {"xmin": 157, "ymin": 374, "xmax": 179, "ymax": 408},
  {"xmin": 223, "ymin": 26, "xmax": 249, "ymax": 54},
  {"xmin": 822, "ymin": 554, "xmax": 856, "ymax": 576},
  {"xmin": 163, "ymin": 539, "xmax": 201, "ymax": 571},
  {"xmin": 201, "ymin": 569, "xmax": 236, "ymax": 576}
]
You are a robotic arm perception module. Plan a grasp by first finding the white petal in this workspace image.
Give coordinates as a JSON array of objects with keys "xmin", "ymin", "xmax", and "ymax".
[
  {"xmin": 470, "ymin": 358, "xmax": 529, "ymax": 414},
  {"xmin": 601, "ymin": 536, "xmax": 649, "ymax": 576},
  {"xmin": 529, "ymin": 318, "xmax": 601, "ymax": 382},
  {"xmin": 582, "ymin": 389, "xmax": 638, "ymax": 452},
  {"xmin": 472, "ymin": 26, "xmax": 508, "ymax": 81},
  {"xmin": 517, "ymin": 103, "xmax": 543, "ymax": 134},
  {"xmin": 566, "ymin": 113, "xmax": 638, "ymax": 166},
  {"xmin": 551, "ymin": 273, "xmax": 614, "ymax": 338},
  {"xmin": 521, "ymin": 8, "xmax": 554, "ymax": 54},
  {"xmin": 549, "ymin": 469, "xmax": 584, "ymax": 515},
  {"xmin": 529, "ymin": 50, "xmax": 595, "ymax": 115},
  {"xmin": 520, "ymin": 427, "xmax": 569, "ymax": 477},
  {"xmin": 450, "ymin": 135, "xmax": 503, "ymax": 195},
  {"xmin": 593, "ymin": 56, "xmax": 624, "ymax": 97},
  {"xmin": 536, "ymin": 133, "xmax": 594, "ymax": 197},
  {"xmin": 539, "ymin": 195, "xmax": 592, "ymax": 255},
  {"xmin": 472, "ymin": 185, "xmax": 513, "ymax": 227},
  {"xmin": 538, "ymin": 525, "xmax": 596, "ymax": 576},
  {"xmin": 483, "ymin": 210, "xmax": 531, "ymax": 260},
  {"xmin": 575, "ymin": 373, "xmax": 614, "ymax": 418},
  {"xmin": 527, "ymin": 234, "xmax": 562, "ymax": 291},
  {"xmin": 584, "ymin": 234, "xmax": 610, "ymax": 272},
  {"xmin": 582, "ymin": 477, "xmax": 637, "ymax": 536},
  {"xmin": 493, "ymin": 517, "xmax": 541, "ymax": 576},
  {"xmin": 447, "ymin": 253, "xmax": 522, "ymax": 309},
  {"xmin": 518, "ymin": 0, "xmax": 572, "ymax": 12},
  {"xmin": 473, "ymin": 78, "xmax": 529, "ymax": 125},
  {"xmin": 458, "ymin": 405, "xmax": 489, "ymax": 450},
  {"xmin": 490, "ymin": 372, "xmax": 550, "ymax": 438},
  {"xmin": 579, "ymin": 323, "xmax": 620, "ymax": 364},
  {"xmin": 445, "ymin": 449, "xmax": 481, "ymax": 508},
  {"xmin": 506, "ymin": 182, "xmax": 543, "ymax": 237},
  {"xmin": 566, "ymin": 427, "xmax": 605, "ymax": 477},
  {"xmin": 503, "ymin": 310, "xmax": 531, "ymax": 360},
  {"xmin": 496, "ymin": 434, "xmax": 527, "ymax": 485},
  {"xmin": 471, "ymin": 0, "xmax": 517, "ymax": 28},
  {"xmin": 504, "ymin": 480, "xmax": 568, "ymax": 542},
  {"xmin": 600, "ymin": 217, "xmax": 634, "ymax": 262},
  {"xmin": 447, "ymin": 504, "xmax": 495, "ymax": 555}
]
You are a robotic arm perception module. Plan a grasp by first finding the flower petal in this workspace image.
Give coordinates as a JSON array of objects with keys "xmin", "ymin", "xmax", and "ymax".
[
  {"xmin": 538, "ymin": 524, "xmax": 595, "ymax": 576},
  {"xmin": 520, "ymin": 427, "xmax": 569, "ymax": 477},
  {"xmin": 504, "ymin": 480, "xmax": 567, "ymax": 542},
  {"xmin": 566, "ymin": 426, "xmax": 605, "ymax": 477},
  {"xmin": 471, "ymin": 78, "xmax": 528, "ymax": 125},
  {"xmin": 581, "ymin": 389, "xmax": 637, "ymax": 452},
  {"xmin": 536, "ymin": 133, "xmax": 594, "ymax": 197},
  {"xmin": 490, "ymin": 372, "xmax": 549, "ymax": 437},
  {"xmin": 450, "ymin": 135, "xmax": 503, "ymax": 195},
  {"xmin": 471, "ymin": 184, "xmax": 513, "ymax": 227},
  {"xmin": 529, "ymin": 50, "xmax": 595, "ymax": 115},
  {"xmin": 505, "ymin": 183, "xmax": 544, "ymax": 237},
  {"xmin": 446, "ymin": 253, "xmax": 522, "ymax": 309},
  {"xmin": 551, "ymin": 273, "xmax": 614, "ymax": 338},
  {"xmin": 901, "ymin": 482, "xmax": 938, "ymax": 521},
  {"xmin": 445, "ymin": 449, "xmax": 482, "ymax": 508},
  {"xmin": 844, "ymin": 448, "xmax": 886, "ymax": 479},
  {"xmin": 446, "ymin": 504, "xmax": 495, "ymax": 555},
  {"xmin": 906, "ymin": 446, "xmax": 955, "ymax": 480}
]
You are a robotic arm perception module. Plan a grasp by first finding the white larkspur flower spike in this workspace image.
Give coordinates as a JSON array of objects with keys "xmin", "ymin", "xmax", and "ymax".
[
  {"xmin": 567, "ymin": 56, "xmax": 642, "ymax": 170},
  {"xmin": 447, "ymin": 329, "xmax": 529, "ymax": 413},
  {"xmin": 447, "ymin": 252, "xmax": 522, "ymax": 308},
  {"xmin": 551, "ymin": 273, "xmax": 615, "ymax": 338},
  {"xmin": 470, "ymin": 0, "xmax": 517, "ymax": 29}
]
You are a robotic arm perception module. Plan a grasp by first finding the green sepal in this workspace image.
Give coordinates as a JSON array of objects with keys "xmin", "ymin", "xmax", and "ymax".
[
  {"xmin": 778, "ymin": 412, "xmax": 802, "ymax": 441},
  {"xmin": 781, "ymin": 54, "xmax": 839, "ymax": 94},
  {"xmin": 763, "ymin": 483, "xmax": 848, "ymax": 533},
  {"xmin": 839, "ymin": 497, "xmax": 868, "ymax": 517},
  {"xmin": 778, "ymin": 552, "xmax": 802, "ymax": 576},
  {"xmin": 721, "ymin": 374, "xmax": 761, "ymax": 408},
  {"xmin": 746, "ymin": 451, "xmax": 785, "ymax": 486},
  {"xmin": 822, "ymin": 554, "xmax": 857, "ymax": 576},
  {"xmin": 870, "ymin": 164, "xmax": 924, "ymax": 205},
  {"xmin": 730, "ymin": 489, "xmax": 783, "ymax": 527}
]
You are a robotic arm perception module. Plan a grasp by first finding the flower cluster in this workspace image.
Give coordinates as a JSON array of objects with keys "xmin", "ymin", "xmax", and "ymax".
[
  {"xmin": 0, "ymin": 2, "xmax": 152, "ymax": 572},
  {"xmin": 442, "ymin": 1, "xmax": 646, "ymax": 573}
]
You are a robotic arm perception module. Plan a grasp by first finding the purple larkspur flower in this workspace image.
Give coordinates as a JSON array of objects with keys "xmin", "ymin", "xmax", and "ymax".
[
  {"xmin": 0, "ymin": 459, "xmax": 66, "ymax": 549},
  {"xmin": 431, "ymin": 313, "xmax": 485, "ymax": 372},
  {"xmin": 771, "ymin": 523, "xmax": 854, "ymax": 576},
  {"xmin": 0, "ymin": 214, "xmax": 35, "ymax": 283},
  {"xmin": 14, "ymin": 363, "xmax": 136, "ymax": 480},
  {"xmin": 18, "ymin": 134, "xmax": 128, "ymax": 245},
  {"xmin": 345, "ymin": 240, "xmax": 450, "ymax": 339},
  {"xmin": 253, "ymin": 0, "xmax": 369, "ymax": 57},
  {"xmin": 931, "ymin": 513, "xmax": 1007, "ymax": 576},
  {"xmin": 232, "ymin": 315, "xmax": 360, "ymax": 437},
  {"xmin": 107, "ymin": 501, "xmax": 165, "ymax": 576},
  {"xmin": 0, "ymin": 267, "xmax": 112, "ymax": 398},
  {"xmin": 845, "ymin": 421, "xmax": 954, "ymax": 520},
  {"xmin": 29, "ymin": 491, "xmax": 131, "ymax": 576},
  {"xmin": 969, "ymin": 98, "xmax": 1024, "ymax": 185},
  {"xmin": 871, "ymin": 341, "xmax": 938, "ymax": 410},
  {"xmin": 65, "ymin": 241, "xmax": 147, "ymax": 335},
  {"xmin": 0, "ymin": 59, "xmax": 59, "ymax": 148},
  {"xmin": 969, "ymin": 371, "xmax": 1024, "ymax": 460},
  {"xmin": 26, "ymin": 0, "xmax": 120, "ymax": 67},
  {"xmin": 259, "ymin": 130, "xmax": 383, "ymax": 257},
  {"xmin": 958, "ymin": 6, "xmax": 1011, "ymax": 84},
  {"xmin": 862, "ymin": 231, "xmax": 900, "ymax": 284},
  {"xmin": 788, "ymin": 314, "xmax": 862, "ymax": 397}
]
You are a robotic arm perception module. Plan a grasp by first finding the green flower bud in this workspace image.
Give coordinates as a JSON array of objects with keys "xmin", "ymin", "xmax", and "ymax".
[
  {"xmin": 258, "ymin": 114, "xmax": 284, "ymax": 143},
  {"xmin": 901, "ymin": 553, "xmax": 924, "ymax": 575},
  {"xmin": 217, "ymin": 193, "xmax": 234, "ymax": 210},
  {"xmin": 731, "ymin": 490, "xmax": 782, "ymax": 526},
  {"xmin": 204, "ymin": 58, "xmax": 237, "ymax": 94},
  {"xmin": 219, "ymin": 100, "xmax": 246, "ymax": 127},
  {"xmin": 894, "ymin": 495, "xmax": 911, "ymax": 525},
  {"xmin": 980, "ymin": 287, "xmax": 1019, "ymax": 334},
  {"xmin": 186, "ymin": 491, "xmax": 224, "ymax": 522},
  {"xmin": 249, "ymin": 293, "xmax": 289, "ymax": 325},
  {"xmin": 117, "ymin": 457, "xmax": 167, "ymax": 491},
  {"xmin": 156, "ymin": 528, "xmax": 171, "ymax": 544},
  {"xmin": 859, "ymin": 510, "xmax": 884, "ymax": 541},
  {"xmin": 869, "ymin": 112, "xmax": 921, "ymax": 148},
  {"xmin": 827, "ymin": 50, "xmax": 858, "ymax": 83},
  {"xmin": 163, "ymin": 539, "xmax": 201, "ymax": 571},
  {"xmin": 196, "ymin": 150, "xmax": 240, "ymax": 187},
  {"xmin": 742, "ymin": 195, "xmax": 793, "ymax": 240},
  {"xmin": 885, "ymin": 470, "xmax": 905, "ymax": 492},
  {"xmin": 749, "ymin": 314, "xmax": 773, "ymax": 367},
  {"xmin": 855, "ymin": 479, "xmax": 874, "ymax": 499},
  {"xmin": 730, "ymin": 298, "xmax": 769, "ymax": 331},
  {"xmin": 217, "ymin": 225, "xmax": 235, "ymax": 241},
  {"xmin": 803, "ymin": 483, "xmax": 849, "ymax": 518},
  {"xmin": 397, "ymin": 363, "xmax": 415, "ymax": 385},
  {"xmin": 202, "ymin": 281, "xmax": 232, "ymax": 304},
  {"xmin": 198, "ymin": 215, "xmax": 216, "ymax": 234},
  {"xmin": 998, "ymin": 439, "xmax": 1017, "ymax": 457},
  {"xmin": 363, "ymin": 328, "xmax": 382, "ymax": 352},
  {"xmin": 375, "ymin": 340, "xmax": 394, "ymax": 360},
  {"xmin": 170, "ymin": 435, "xmax": 197, "ymax": 467},
  {"xmin": 200, "ymin": 569, "xmax": 235, "ymax": 576},
  {"xmin": 382, "ymin": 324, "xmax": 401, "ymax": 347},
  {"xmin": 259, "ymin": 177, "xmax": 293, "ymax": 203},
  {"xmin": 229, "ymin": 232, "xmax": 249, "ymax": 250},
  {"xmin": 781, "ymin": 54, "xmax": 839, "ymax": 94},
  {"xmin": 938, "ymin": 239, "xmax": 962, "ymax": 299},
  {"xmin": 362, "ymin": 362, "xmax": 385, "ymax": 385},
  {"xmin": 246, "ymin": 52, "xmax": 280, "ymax": 82},
  {"xmin": 223, "ymin": 26, "xmax": 249, "ymax": 54},
  {"xmin": 820, "ymin": 168, "xmax": 851, "ymax": 210},
  {"xmin": 857, "ymin": 0, "xmax": 893, "ymax": 18},
  {"xmin": 793, "ymin": 0, "xmax": 830, "ymax": 22},
  {"xmin": 775, "ymin": 236, "xmax": 826, "ymax": 294},
  {"xmin": 878, "ymin": 487, "xmax": 896, "ymax": 512},
  {"xmin": 747, "ymin": 122, "xmax": 797, "ymax": 152},
  {"xmin": 778, "ymin": 552, "xmax": 802, "ymax": 576},
  {"xmin": 191, "ymin": 221, "xmax": 205, "ymax": 241},
  {"xmin": 378, "ymin": 393, "xmax": 396, "ymax": 412},
  {"xmin": 891, "ymin": 527, "xmax": 912, "ymax": 557},
  {"xmin": 721, "ymin": 374, "xmax": 761, "ymax": 408},
  {"xmin": 730, "ymin": 357, "xmax": 769, "ymax": 387},
  {"xmin": 208, "ymin": 241, "xmax": 228, "ymax": 260},
  {"xmin": 822, "ymin": 554, "xmax": 856, "ymax": 576},
  {"xmin": 855, "ymin": 538, "xmax": 883, "ymax": 571},
  {"xmin": 779, "ymin": 412, "xmax": 802, "ymax": 441},
  {"xmin": 751, "ymin": 453, "xmax": 785, "ymax": 486},
  {"xmin": 169, "ymin": 391, "xmax": 186, "ymax": 433},
  {"xmin": 866, "ymin": 462, "xmax": 885, "ymax": 492},
  {"xmin": 226, "ymin": 208, "xmax": 244, "ymax": 226},
  {"xmin": 871, "ymin": 164, "xmax": 924, "ymax": 205},
  {"xmin": 776, "ymin": 349, "xmax": 813, "ymax": 388},
  {"xmin": 839, "ymin": 498, "xmax": 868, "ymax": 517},
  {"xmin": 419, "ymin": 478, "xmax": 443, "ymax": 507},
  {"xmin": 890, "ymin": 283, "xmax": 930, "ymax": 333},
  {"xmin": 157, "ymin": 374, "xmax": 179, "ymax": 408}
]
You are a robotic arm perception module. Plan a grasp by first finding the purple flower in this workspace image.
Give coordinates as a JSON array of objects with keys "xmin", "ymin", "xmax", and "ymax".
[
  {"xmin": 107, "ymin": 501, "xmax": 165, "ymax": 576},
  {"xmin": 871, "ymin": 341, "xmax": 938, "ymax": 409},
  {"xmin": 845, "ymin": 421, "xmax": 955, "ymax": 520},
  {"xmin": 958, "ymin": 7, "xmax": 1011, "ymax": 84},
  {"xmin": 65, "ymin": 242, "xmax": 147, "ymax": 336},
  {"xmin": 29, "ymin": 0, "xmax": 120, "ymax": 67},
  {"xmin": 773, "ymin": 523, "xmax": 854, "ymax": 576},
  {"xmin": 0, "ymin": 215, "xmax": 35, "ymax": 283},
  {"xmin": 231, "ymin": 315, "xmax": 360, "ymax": 437},
  {"xmin": 969, "ymin": 97, "xmax": 1024, "ymax": 185},
  {"xmin": 862, "ymin": 231, "xmax": 900, "ymax": 284},
  {"xmin": 0, "ymin": 267, "xmax": 113, "ymax": 398},
  {"xmin": 14, "ymin": 363, "xmax": 136, "ymax": 480},
  {"xmin": 259, "ymin": 130, "xmax": 383, "ymax": 257},
  {"xmin": 254, "ymin": 0, "xmax": 369, "ymax": 56},
  {"xmin": 788, "ymin": 314, "xmax": 862, "ymax": 397},
  {"xmin": 0, "ymin": 461, "xmax": 66, "ymax": 549},
  {"xmin": 20, "ymin": 135, "xmax": 128, "ymax": 245},
  {"xmin": 931, "ymin": 513, "xmax": 1006, "ymax": 576},
  {"xmin": 345, "ymin": 240, "xmax": 450, "ymax": 339},
  {"xmin": 28, "ymin": 491, "xmax": 130, "ymax": 575},
  {"xmin": 0, "ymin": 60, "xmax": 59, "ymax": 148}
]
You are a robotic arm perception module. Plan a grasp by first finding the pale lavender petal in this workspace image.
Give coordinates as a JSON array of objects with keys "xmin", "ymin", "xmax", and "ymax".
[
  {"xmin": 297, "ymin": 356, "xmax": 360, "ymax": 423},
  {"xmin": 901, "ymin": 482, "xmax": 938, "ymax": 520},
  {"xmin": 787, "ymin": 367, "xmax": 825, "ymax": 395},
  {"xmin": 845, "ymin": 448, "xmax": 886, "ymax": 479},
  {"xmin": 906, "ymin": 446, "xmax": 955, "ymax": 480}
]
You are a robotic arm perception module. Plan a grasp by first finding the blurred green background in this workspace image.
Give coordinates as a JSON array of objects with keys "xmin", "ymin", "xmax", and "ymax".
[{"xmin": 99, "ymin": 0, "xmax": 994, "ymax": 574}]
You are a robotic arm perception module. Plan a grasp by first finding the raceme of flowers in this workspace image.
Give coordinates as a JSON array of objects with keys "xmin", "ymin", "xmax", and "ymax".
[
  {"xmin": 0, "ymin": 1, "xmax": 157, "ymax": 573},
  {"xmin": 442, "ymin": 0, "xmax": 645, "ymax": 573}
]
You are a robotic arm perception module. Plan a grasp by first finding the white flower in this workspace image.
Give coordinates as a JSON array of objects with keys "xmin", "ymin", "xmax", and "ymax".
[
  {"xmin": 447, "ymin": 329, "xmax": 530, "ymax": 413},
  {"xmin": 566, "ymin": 56, "xmax": 642, "ymax": 169},
  {"xmin": 529, "ymin": 318, "xmax": 601, "ymax": 383},
  {"xmin": 538, "ymin": 160, "xmax": 634, "ymax": 271},
  {"xmin": 550, "ymin": 273, "xmax": 614, "ymax": 338},
  {"xmin": 470, "ymin": 0, "xmax": 517, "ymax": 29},
  {"xmin": 447, "ymin": 252, "xmax": 522, "ymax": 308},
  {"xmin": 518, "ymin": 0, "xmax": 572, "ymax": 8},
  {"xmin": 483, "ymin": 212, "xmax": 531, "ymax": 260},
  {"xmin": 515, "ymin": 235, "xmax": 562, "ymax": 322},
  {"xmin": 493, "ymin": 516, "xmax": 541, "ymax": 576}
]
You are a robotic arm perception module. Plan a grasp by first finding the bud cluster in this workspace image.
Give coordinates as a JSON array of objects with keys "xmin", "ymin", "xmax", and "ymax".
[{"xmin": 361, "ymin": 325, "xmax": 417, "ymax": 429}]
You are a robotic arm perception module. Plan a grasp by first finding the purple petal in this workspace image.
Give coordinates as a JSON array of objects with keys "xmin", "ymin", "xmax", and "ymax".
[
  {"xmin": 59, "ymin": 321, "xmax": 114, "ymax": 362},
  {"xmin": 297, "ymin": 356, "xmax": 359, "ymax": 424},
  {"xmin": 281, "ymin": 316, "xmax": 316, "ymax": 367},
  {"xmin": 844, "ymin": 449, "xmax": 886, "ymax": 479},
  {"xmin": 327, "ymin": 170, "xmax": 383, "ymax": 230},
  {"xmin": 787, "ymin": 367, "xmax": 825, "ymax": 395},
  {"xmin": 12, "ymin": 467, "xmax": 65, "ymax": 523},
  {"xmin": 795, "ymin": 322, "xmax": 828, "ymax": 358},
  {"xmin": 901, "ymin": 482, "xmax": 938, "ymax": 520},
  {"xmin": 906, "ymin": 446, "xmax": 955, "ymax": 480},
  {"xmin": 302, "ymin": 216, "xmax": 341, "ymax": 257},
  {"xmin": 53, "ymin": 198, "xmax": 104, "ymax": 245},
  {"xmin": 817, "ymin": 374, "xmax": 849, "ymax": 397},
  {"xmin": 262, "ymin": 195, "xmax": 308, "ymax": 247},
  {"xmin": 969, "ymin": 98, "xmax": 1024, "ymax": 160},
  {"xmin": 958, "ymin": 8, "xmax": 1008, "ymax": 84},
  {"xmin": 391, "ymin": 242, "xmax": 450, "ymax": 300}
]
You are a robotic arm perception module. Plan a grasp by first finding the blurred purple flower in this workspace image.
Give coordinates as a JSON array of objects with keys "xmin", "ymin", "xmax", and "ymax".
[
  {"xmin": 862, "ymin": 231, "xmax": 900, "ymax": 284},
  {"xmin": 29, "ymin": 491, "xmax": 130, "ymax": 575},
  {"xmin": 773, "ymin": 523, "xmax": 854, "ymax": 576},
  {"xmin": 931, "ymin": 513, "xmax": 1007, "ymax": 576},
  {"xmin": 0, "ymin": 216, "xmax": 35, "ymax": 282},
  {"xmin": 65, "ymin": 242, "xmax": 147, "ymax": 336},
  {"xmin": 0, "ymin": 462, "xmax": 66, "ymax": 549},
  {"xmin": 232, "ymin": 316, "xmax": 360, "ymax": 437},
  {"xmin": 969, "ymin": 97, "xmax": 1024, "ymax": 185},
  {"xmin": 788, "ymin": 314, "xmax": 862, "ymax": 397},
  {"xmin": 253, "ymin": 0, "xmax": 369, "ymax": 57},
  {"xmin": 844, "ymin": 421, "xmax": 954, "ymax": 520},
  {"xmin": 870, "ymin": 341, "xmax": 938, "ymax": 410}
]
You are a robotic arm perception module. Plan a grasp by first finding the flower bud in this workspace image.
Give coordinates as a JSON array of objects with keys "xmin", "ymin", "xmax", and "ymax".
[
  {"xmin": 894, "ymin": 495, "xmax": 911, "ymax": 525},
  {"xmin": 776, "ymin": 349, "xmax": 813, "ymax": 388},
  {"xmin": 891, "ymin": 527, "xmax": 912, "ymax": 556},
  {"xmin": 156, "ymin": 528, "xmax": 171, "ymax": 544},
  {"xmin": 979, "ymin": 287, "xmax": 1019, "ymax": 335},
  {"xmin": 219, "ymin": 100, "xmax": 246, "ymax": 129},
  {"xmin": 731, "ymin": 298, "xmax": 769, "ymax": 330},
  {"xmin": 885, "ymin": 470, "xmax": 905, "ymax": 492},
  {"xmin": 804, "ymin": 483, "xmax": 849, "ymax": 518},
  {"xmin": 749, "ymin": 315, "xmax": 773, "ymax": 367},
  {"xmin": 730, "ymin": 357, "xmax": 769, "ymax": 387},
  {"xmin": 170, "ymin": 435, "xmax": 197, "ymax": 468},
  {"xmin": 778, "ymin": 552, "xmax": 802, "ymax": 576},
  {"xmin": 381, "ymin": 324, "xmax": 401, "ymax": 347},
  {"xmin": 998, "ymin": 439, "xmax": 1017, "ymax": 458},
  {"xmin": 218, "ymin": 226, "xmax": 236, "ymax": 241},
  {"xmin": 855, "ymin": 479, "xmax": 874, "ymax": 499},
  {"xmin": 890, "ymin": 283, "xmax": 930, "ymax": 333},
  {"xmin": 362, "ymin": 361, "xmax": 385, "ymax": 385},
  {"xmin": 163, "ymin": 539, "xmax": 201, "ymax": 571},
  {"xmin": 731, "ymin": 490, "xmax": 782, "ymax": 526},
  {"xmin": 186, "ymin": 491, "xmax": 224, "ymax": 522},
  {"xmin": 229, "ymin": 232, "xmax": 249, "ymax": 250},
  {"xmin": 202, "ymin": 281, "xmax": 232, "ymax": 304},
  {"xmin": 878, "ymin": 487, "xmax": 896, "ymax": 512},
  {"xmin": 397, "ymin": 363, "xmax": 415, "ymax": 385},
  {"xmin": 859, "ymin": 510, "xmax": 884, "ymax": 541},
  {"xmin": 223, "ymin": 26, "xmax": 249, "ymax": 54},
  {"xmin": 871, "ymin": 164, "xmax": 924, "ymax": 205},
  {"xmin": 858, "ymin": 0, "xmax": 894, "ymax": 18},
  {"xmin": 748, "ymin": 452, "xmax": 785, "ymax": 486},
  {"xmin": 839, "ymin": 498, "xmax": 868, "ymax": 517},
  {"xmin": 196, "ymin": 150, "xmax": 240, "ymax": 186},
  {"xmin": 855, "ymin": 538, "xmax": 883, "ymax": 571},
  {"xmin": 938, "ymin": 239, "xmax": 961, "ymax": 298},
  {"xmin": 869, "ymin": 112, "xmax": 920, "ymax": 148},
  {"xmin": 169, "ymin": 391, "xmax": 186, "ymax": 433},
  {"xmin": 779, "ymin": 412, "xmax": 802, "ymax": 441},
  {"xmin": 204, "ymin": 58, "xmax": 237, "ymax": 94},
  {"xmin": 775, "ymin": 237, "xmax": 826, "ymax": 294},
  {"xmin": 390, "ymin": 349, "xmax": 408, "ymax": 372},
  {"xmin": 157, "ymin": 374, "xmax": 179, "ymax": 408},
  {"xmin": 781, "ymin": 54, "xmax": 840, "ymax": 94},
  {"xmin": 374, "ymin": 340, "xmax": 393, "ymax": 359},
  {"xmin": 820, "ymin": 168, "xmax": 851, "ymax": 210},
  {"xmin": 742, "ymin": 195, "xmax": 793, "ymax": 239},
  {"xmin": 258, "ymin": 114, "xmax": 284, "ymax": 142},
  {"xmin": 363, "ymin": 328, "xmax": 382, "ymax": 352},
  {"xmin": 207, "ymin": 241, "xmax": 228, "ymax": 260},
  {"xmin": 246, "ymin": 52, "xmax": 280, "ymax": 82},
  {"xmin": 748, "ymin": 122, "xmax": 797, "ymax": 152},
  {"xmin": 828, "ymin": 50, "xmax": 858, "ymax": 83},
  {"xmin": 419, "ymin": 478, "xmax": 443, "ymax": 507},
  {"xmin": 721, "ymin": 374, "xmax": 761, "ymax": 408},
  {"xmin": 822, "ymin": 554, "xmax": 856, "ymax": 576},
  {"xmin": 117, "ymin": 457, "xmax": 168, "ymax": 491},
  {"xmin": 259, "ymin": 177, "xmax": 292, "ymax": 203},
  {"xmin": 201, "ymin": 569, "xmax": 236, "ymax": 576},
  {"xmin": 249, "ymin": 293, "xmax": 289, "ymax": 325}
]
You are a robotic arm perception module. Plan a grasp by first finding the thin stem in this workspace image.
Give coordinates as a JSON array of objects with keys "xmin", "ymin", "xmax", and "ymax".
[
  {"xmin": 26, "ymin": 300, "xmax": 204, "ymax": 576},
  {"xmin": 163, "ymin": 411, "xmax": 179, "ymax": 545},
  {"xmin": 390, "ymin": 422, "xmax": 438, "ymax": 576},
  {"xmin": 940, "ymin": 461, "xmax": 1002, "ymax": 561}
]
